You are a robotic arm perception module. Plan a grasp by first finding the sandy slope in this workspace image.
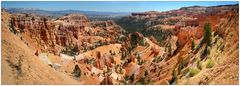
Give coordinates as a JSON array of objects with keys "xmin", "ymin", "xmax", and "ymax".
[
  {"xmin": 1, "ymin": 11, "xmax": 80, "ymax": 84},
  {"xmin": 178, "ymin": 13, "xmax": 239, "ymax": 85}
]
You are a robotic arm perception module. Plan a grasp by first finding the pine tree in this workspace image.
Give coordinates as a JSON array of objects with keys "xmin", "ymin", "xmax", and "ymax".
[
  {"xmin": 144, "ymin": 70, "xmax": 148, "ymax": 77},
  {"xmin": 192, "ymin": 40, "xmax": 195, "ymax": 50},
  {"xmin": 73, "ymin": 65, "xmax": 81, "ymax": 78},
  {"xmin": 203, "ymin": 23, "xmax": 212, "ymax": 46}
]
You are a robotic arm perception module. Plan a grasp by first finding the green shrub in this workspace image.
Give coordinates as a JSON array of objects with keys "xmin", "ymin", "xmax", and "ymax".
[
  {"xmin": 19, "ymin": 27, "xmax": 24, "ymax": 33},
  {"xmin": 121, "ymin": 51, "xmax": 127, "ymax": 60},
  {"xmin": 178, "ymin": 57, "xmax": 190, "ymax": 72},
  {"xmin": 120, "ymin": 68, "xmax": 123, "ymax": 74},
  {"xmin": 130, "ymin": 74, "xmax": 135, "ymax": 82},
  {"xmin": 189, "ymin": 67, "xmax": 200, "ymax": 77},
  {"xmin": 169, "ymin": 68, "xmax": 178, "ymax": 84},
  {"xmin": 167, "ymin": 44, "xmax": 172, "ymax": 55},
  {"xmin": 205, "ymin": 59, "xmax": 214, "ymax": 68},
  {"xmin": 179, "ymin": 59, "xmax": 187, "ymax": 70},
  {"xmin": 136, "ymin": 77, "xmax": 146, "ymax": 85},
  {"xmin": 124, "ymin": 76, "xmax": 130, "ymax": 81},
  {"xmin": 182, "ymin": 67, "xmax": 189, "ymax": 76},
  {"xmin": 10, "ymin": 18, "xmax": 17, "ymax": 34},
  {"xmin": 139, "ymin": 39, "xmax": 145, "ymax": 46},
  {"xmin": 195, "ymin": 57, "xmax": 202, "ymax": 70},
  {"xmin": 136, "ymin": 52, "xmax": 141, "ymax": 61},
  {"xmin": 201, "ymin": 46, "xmax": 211, "ymax": 59},
  {"xmin": 61, "ymin": 46, "xmax": 79, "ymax": 56},
  {"xmin": 172, "ymin": 69, "xmax": 178, "ymax": 84},
  {"xmin": 154, "ymin": 56, "xmax": 163, "ymax": 63},
  {"xmin": 119, "ymin": 35, "xmax": 127, "ymax": 42},
  {"xmin": 130, "ymin": 33, "xmax": 138, "ymax": 48},
  {"xmin": 91, "ymin": 73, "xmax": 94, "ymax": 76},
  {"xmin": 197, "ymin": 61, "xmax": 203, "ymax": 70},
  {"xmin": 138, "ymin": 60, "xmax": 145, "ymax": 65},
  {"xmin": 144, "ymin": 70, "xmax": 148, "ymax": 76}
]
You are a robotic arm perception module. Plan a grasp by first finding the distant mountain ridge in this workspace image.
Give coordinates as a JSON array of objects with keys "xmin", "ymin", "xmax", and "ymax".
[{"xmin": 4, "ymin": 8, "xmax": 131, "ymax": 17}]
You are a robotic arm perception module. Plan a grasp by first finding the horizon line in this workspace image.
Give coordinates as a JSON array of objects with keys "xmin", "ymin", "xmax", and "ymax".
[{"xmin": 2, "ymin": 2, "xmax": 238, "ymax": 12}]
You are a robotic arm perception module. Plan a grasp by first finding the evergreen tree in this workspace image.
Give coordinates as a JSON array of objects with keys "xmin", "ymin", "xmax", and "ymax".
[
  {"xmin": 203, "ymin": 23, "xmax": 212, "ymax": 46},
  {"xmin": 73, "ymin": 65, "xmax": 81, "ymax": 78},
  {"xmin": 192, "ymin": 40, "xmax": 195, "ymax": 50},
  {"xmin": 144, "ymin": 70, "xmax": 148, "ymax": 76}
]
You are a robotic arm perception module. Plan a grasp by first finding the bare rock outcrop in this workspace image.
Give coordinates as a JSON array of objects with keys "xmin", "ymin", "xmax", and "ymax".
[{"xmin": 10, "ymin": 13, "xmax": 124, "ymax": 55}]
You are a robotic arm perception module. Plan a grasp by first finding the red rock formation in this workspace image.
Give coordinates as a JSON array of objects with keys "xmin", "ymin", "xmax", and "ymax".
[
  {"xmin": 10, "ymin": 13, "xmax": 124, "ymax": 55},
  {"xmin": 129, "ymin": 54, "xmax": 136, "ymax": 63},
  {"xmin": 100, "ymin": 76, "xmax": 113, "ymax": 85},
  {"xmin": 94, "ymin": 51, "xmax": 105, "ymax": 70},
  {"xmin": 149, "ymin": 36, "xmax": 158, "ymax": 44},
  {"xmin": 11, "ymin": 14, "xmax": 58, "ymax": 53},
  {"xmin": 151, "ymin": 46, "xmax": 160, "ymax": 57}
]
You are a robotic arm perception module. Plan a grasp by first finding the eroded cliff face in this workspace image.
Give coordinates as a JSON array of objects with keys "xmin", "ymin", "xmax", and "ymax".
[
  {"xmin": 114, "ymin": 4, "xmax": 239, "ymax": 85},
  {"xmin": 10, "ymin": 13, "xmax": 125, "ymax": 55},
  {"xmin": 117, "ymin": 4, "xmax": 238, "ymax": 48},
  {"xmin": 1, "ymin": 9, "xmax": 81, "ymax": 85}
]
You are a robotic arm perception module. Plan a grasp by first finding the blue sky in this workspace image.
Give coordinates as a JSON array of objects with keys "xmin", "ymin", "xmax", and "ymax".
[{"xmin": 1, "ymin": 1, "xmax": 239, "ymax": 12}]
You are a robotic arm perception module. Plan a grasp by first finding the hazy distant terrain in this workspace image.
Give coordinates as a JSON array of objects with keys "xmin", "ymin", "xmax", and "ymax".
[{"xmin": 5, "ymin": 8, "xmax": 130, "ymax": 18}]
